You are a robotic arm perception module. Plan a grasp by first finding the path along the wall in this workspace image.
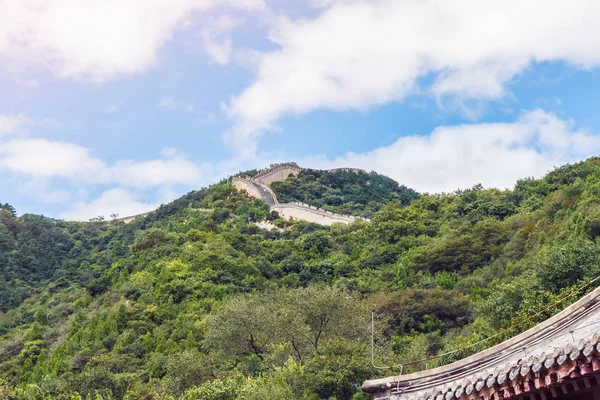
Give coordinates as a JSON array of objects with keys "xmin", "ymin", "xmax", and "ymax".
[
  {"xmin": 231, "ymin": 177, "xmax": 278, "ymax": 206},
  {"xmin": 232, "ymin": 163, "xmax": 369, "ymax": 226},
  {"xmin": 113, "ymin": 212, "xmax": 150, "ymax": 224},
  {"xmin": 271, "ymin": 203, "xmax": 360, "ymax": 225}
]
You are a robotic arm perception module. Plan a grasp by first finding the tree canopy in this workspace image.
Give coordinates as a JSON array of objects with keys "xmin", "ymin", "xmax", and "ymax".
[{"xmin": 271, "ymin": 168, "xmax": 418, "ymax": 218}]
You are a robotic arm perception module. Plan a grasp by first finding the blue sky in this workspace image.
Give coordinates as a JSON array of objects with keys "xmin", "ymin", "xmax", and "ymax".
[{"xmin": 1, "ymin": 0, "xmax": 600, "ymax": 220}]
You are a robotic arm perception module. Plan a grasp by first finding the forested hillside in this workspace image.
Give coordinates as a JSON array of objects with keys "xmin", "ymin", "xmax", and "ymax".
[
  {"xmin": 2, "ymin": 158, "xmax": 600, "ymax": 399},
  {"xmin": 271, "ymin": 169, "xmax": 418, "ymax": 218}
]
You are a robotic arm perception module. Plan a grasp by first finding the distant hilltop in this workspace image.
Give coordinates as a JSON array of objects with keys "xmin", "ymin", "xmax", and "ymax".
[
  {"xmin": 241, "ymin": 162, "xmax": 366, "ymax": 182},
  {"xmin": 117, "ymin": 162, "xmax": 369, "ymax": 225},
  {"xmin": 232, "ymin": 162, "xmax": 369, "ymax": 225}
]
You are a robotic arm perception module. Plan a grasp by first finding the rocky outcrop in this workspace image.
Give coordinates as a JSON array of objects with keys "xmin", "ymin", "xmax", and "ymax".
[{"xmin": 233, "ymin": 163, "xmax": 369, "ymax": 226}]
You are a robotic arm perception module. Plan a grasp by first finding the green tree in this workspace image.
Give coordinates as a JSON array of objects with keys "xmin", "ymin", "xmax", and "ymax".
[
  {"xmin": 534, "ymin": 239, "xmax": 599, "ymax": 293},
  {"xmin": 0, "ymin": 203, "xmax": 16, "ymax": 217}
]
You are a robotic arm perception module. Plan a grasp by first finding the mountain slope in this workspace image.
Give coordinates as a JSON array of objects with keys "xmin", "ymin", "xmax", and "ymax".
[
  {"xmin": 271, "ymin": 168, "xmax": 418, "ymax": 218},
  {"xmin": 1, "ymin": 158, "xmax": 600, "ymax": 399}
]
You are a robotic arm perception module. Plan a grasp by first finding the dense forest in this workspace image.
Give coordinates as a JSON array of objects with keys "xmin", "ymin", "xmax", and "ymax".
[
  {"xmin": 2, "ymin": 159, "xmax": 600, "ymax": 399},
  {"xmin": 271, "ymin": 169, "xmax": 418, "ymax": 218}
]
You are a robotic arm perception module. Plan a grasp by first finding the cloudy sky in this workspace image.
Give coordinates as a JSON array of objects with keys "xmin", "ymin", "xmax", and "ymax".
[{"xmin": 2, "ymin": 0, "xmax": 600, "ymax": 220}]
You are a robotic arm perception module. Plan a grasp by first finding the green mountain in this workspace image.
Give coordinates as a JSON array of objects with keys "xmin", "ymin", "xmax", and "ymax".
[
  {"xmin": 2, "ymin": 158, "xmax": 600, "ymax": 399},
  {"xmin": 271, "ymin": 168, "xmax": 418, "ymax": 218}
]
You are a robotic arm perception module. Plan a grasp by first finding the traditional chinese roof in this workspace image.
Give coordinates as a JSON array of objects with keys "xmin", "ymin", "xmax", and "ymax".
[{"xmin": 362, "ymin": 286, "xmax": 600, "ymax": 400}]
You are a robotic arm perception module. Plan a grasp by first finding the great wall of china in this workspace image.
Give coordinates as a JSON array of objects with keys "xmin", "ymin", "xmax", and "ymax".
[
  {"xmin": 232, "ymin": 162, "xmax": 368, "ymax": 226},
  {"xmin": 116, "ymin": 162, "xmax": 368, "ymax": 226}
]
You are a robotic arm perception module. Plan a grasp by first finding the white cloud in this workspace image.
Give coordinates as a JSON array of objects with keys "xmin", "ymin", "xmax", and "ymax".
[
  {"xmin": 202, "ymin": 15, "xmax": 240, "ymax": 65},
  {"xmin": 112, "ymin": 156, "xmax": 206, "ymax": 188},
  {"xmin": 60, "ymin": 188, "xmax": 158, "ymax": 221},
  {"xmin": 304, "ymin": 109, "xmax": 600, "ymax": 193},
  {"xmin": 0, "ymin": 0, "xmax": 266, "ymax": 83},
  {"xmin": 16, "ymin": 178, "xmax": 72, "ymax": 205},
  {"xmin": 0, "ymin": 114, "xmax": 31, "ymax": 137},
  {"xmin": 0, "ymin": 136, "xmax": 226, "ymax": 219},
  {"xmin": 0, "ymin": 138, "xmax": 212, "ymax": 189},
  {"xmin": 0, "ymin": 138, "xmax": 109, "ymax": 181},
  {"xmin": 203, "ymin": 35, "xmax": 233, "ymax": 65},
  {"xmin": 226, "ymin": 0, "xmax": 600, "ymax": 154},
  {"xmin": 55, "ymin": 155, "xmax": 246, "ymax": 220},
  {"xmin": 308, "ymin": 0, "xmax": 355, "ymax": 8}
]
